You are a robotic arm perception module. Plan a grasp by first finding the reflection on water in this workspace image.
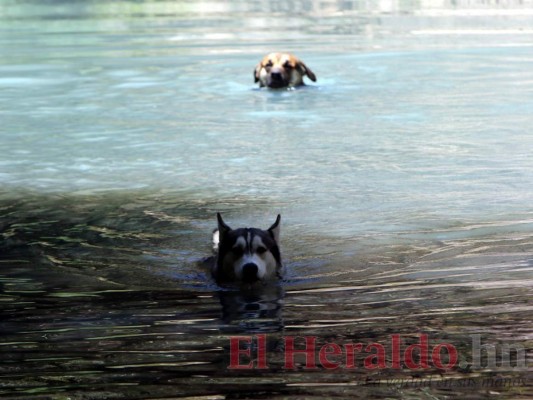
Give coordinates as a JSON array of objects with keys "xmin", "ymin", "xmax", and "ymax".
[
  {"xmin": 219, "ymin": 285, "xmax": 285, "ymax": 333},
  {"xmin": 1, "ymin": 0, "xmax": 533, "ymax": 398}
]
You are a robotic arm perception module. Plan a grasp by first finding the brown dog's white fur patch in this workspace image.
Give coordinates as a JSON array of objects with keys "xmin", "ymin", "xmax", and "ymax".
[{"xmin": 254, "ymin": 53, "xmax": 316, "ymax": 89}]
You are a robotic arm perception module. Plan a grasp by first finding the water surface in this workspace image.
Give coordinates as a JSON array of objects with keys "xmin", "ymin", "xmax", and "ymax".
[{"xmin": 1, "ymin": 1, "xmax": 532, "ymax": 398}]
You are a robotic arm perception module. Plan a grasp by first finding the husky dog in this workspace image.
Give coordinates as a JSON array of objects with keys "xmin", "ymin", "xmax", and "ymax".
[
  {"xmin": 212, "ymin": 213, "xmax": 283, "ymax": 283},
  {"xmin": 254, "ymin": 53, "xmax": 316, "ymax": 88}
]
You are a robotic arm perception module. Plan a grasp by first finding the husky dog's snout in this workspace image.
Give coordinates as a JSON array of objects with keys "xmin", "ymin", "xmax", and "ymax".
[
  {"xmin": 212, "ymin": 213, "xmax": 283, "ymax": 284},
  {"xmin": 242, "ymin": 263, "xmax": 259, "ymax": 282}
]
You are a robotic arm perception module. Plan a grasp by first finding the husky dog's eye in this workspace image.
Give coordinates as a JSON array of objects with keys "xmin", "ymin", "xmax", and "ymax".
[
  {"xmin": 256, "ymin": 246, "xmax": 267, "ymax": 254},
  {"xmin": 283, "ymin": 61, "xmax": 292, "ymax": 69},
  {"xmin": 265, "ymin": 60, "xmax": 273, "ymax": 68}
]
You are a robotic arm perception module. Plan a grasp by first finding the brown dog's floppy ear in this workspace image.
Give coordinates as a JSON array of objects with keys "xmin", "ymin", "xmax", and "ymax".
[
  {"xmin": 297, "ymin": 61, "xmax": 316, "ymax": 82},
  {"xmin": 268, "ymin": 214, "xmax": 281, "ymax": 243},
  {"xmin": 254, "ymin": 63, "xmax": 262, "ymax": 83}
]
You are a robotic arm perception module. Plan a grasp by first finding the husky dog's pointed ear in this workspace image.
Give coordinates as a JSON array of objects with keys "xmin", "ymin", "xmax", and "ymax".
[
  {"xmin": 268, "ymin": 214, "xmax": 281, "ymax": 243},
  {"xmin": 297, "ymin": 61, "xmax": 316, "ymax": 82},
  {"xmin": 217, "ymin": 213, "xmax": 232, "ymax": 240}
]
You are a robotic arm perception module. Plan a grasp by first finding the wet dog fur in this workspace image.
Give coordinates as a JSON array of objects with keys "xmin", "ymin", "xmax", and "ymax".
[
  {"xmin": 212, "ymin": 213, "xmax": 283, "ymax": 284},
  {"xmin": 254, "ymin": 53, "xmax": 316, "ymax": 89}
]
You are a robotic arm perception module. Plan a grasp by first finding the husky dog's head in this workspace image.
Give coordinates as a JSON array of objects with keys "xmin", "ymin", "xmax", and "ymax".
[{"xmin": 213, "ymin": 213, "xmax": 283, "ymax": 283}]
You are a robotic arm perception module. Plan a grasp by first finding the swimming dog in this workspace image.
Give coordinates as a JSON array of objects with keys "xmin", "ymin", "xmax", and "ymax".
[
  {"xmin": 254, "ymin": 53, "xmax": 316, "ymax": 88},
  {"xmin": 212, "ymin": 213, "xmax": 283, "ymax": 283}
]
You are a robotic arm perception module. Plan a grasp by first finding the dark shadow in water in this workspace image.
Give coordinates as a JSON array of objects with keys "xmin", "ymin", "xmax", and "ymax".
[
  {"xmin": 1, "ymin": 189, "xmax": 532, "ymax": 399},
  {"xmin": 0, "ymin": 188, "xmax": 282, "ymax": 291}
]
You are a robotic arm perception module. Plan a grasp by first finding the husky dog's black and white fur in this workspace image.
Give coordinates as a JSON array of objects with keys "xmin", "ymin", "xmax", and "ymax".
[{"xmin": 212, "ymin": 213, "xmax": 283, "ymax": 283}]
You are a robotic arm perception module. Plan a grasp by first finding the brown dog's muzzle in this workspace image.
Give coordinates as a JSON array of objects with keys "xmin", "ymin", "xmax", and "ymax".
[{"xmin": 269, "ymin": 67, "xmax": 288, "ymax": 88}]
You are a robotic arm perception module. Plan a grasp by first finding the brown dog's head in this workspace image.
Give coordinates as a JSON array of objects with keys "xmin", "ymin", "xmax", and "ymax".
[{"xmin": 254, "ymin": 53, "xmax": 316, "ymax": 89}]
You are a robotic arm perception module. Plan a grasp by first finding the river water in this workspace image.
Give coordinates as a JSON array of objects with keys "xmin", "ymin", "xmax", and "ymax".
[{"xmin": 1, "ymin": 1, "xmax": 532, "ymax": 399}]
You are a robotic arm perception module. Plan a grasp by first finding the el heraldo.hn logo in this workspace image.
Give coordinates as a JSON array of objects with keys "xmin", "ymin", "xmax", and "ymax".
[{"xmin": 228, "ymin": 334, "xmax": 527, "ymax": 371}]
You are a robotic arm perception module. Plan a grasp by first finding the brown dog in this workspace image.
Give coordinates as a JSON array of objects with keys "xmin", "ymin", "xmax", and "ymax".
[{"xmin": 254, "ymin": 53, "xmax": 316, "ymax": 89}]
